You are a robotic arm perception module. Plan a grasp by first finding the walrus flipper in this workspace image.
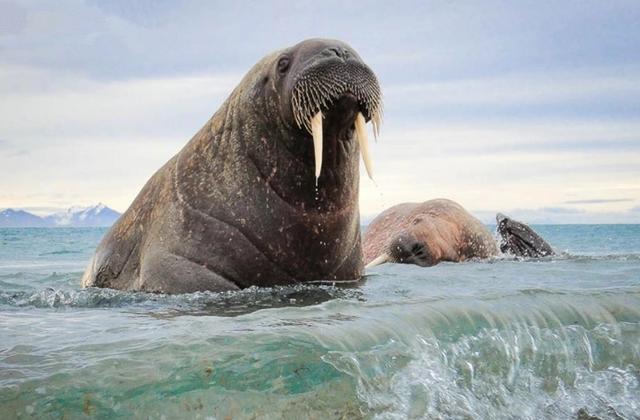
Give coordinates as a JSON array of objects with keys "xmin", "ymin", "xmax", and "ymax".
[{"xmin": 496, "ymin": 213, "xmax": 555, "ymax": 257}]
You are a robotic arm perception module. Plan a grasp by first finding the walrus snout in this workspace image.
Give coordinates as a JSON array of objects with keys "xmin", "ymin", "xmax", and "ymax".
[
  {"xmin": 283, "ymin": 40, "xmax": 381, "ymax": 132},
  {"xmin": 389, "ymin": 233, "xmax": 434, "ymax": 267},
  {"xmin": 289, "ymin": 59, "xmax": 381, "ymax": 132},
  {"xmin": 276, "ymin": 39, "xmax": 381, "ymax": 182}
]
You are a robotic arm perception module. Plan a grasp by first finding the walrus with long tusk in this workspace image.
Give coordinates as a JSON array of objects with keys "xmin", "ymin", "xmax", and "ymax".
[
  {"xmin": 82, "ymin": 39, "xmax": 382, "ymax": 293},
  {"xmin": 363, "ymin": 199, "xmax": 554, "ymax": 268}
]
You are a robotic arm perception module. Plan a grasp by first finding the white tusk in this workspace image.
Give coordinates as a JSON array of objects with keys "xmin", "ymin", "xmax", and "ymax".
[
  {"xmin": 372, "ymin": 112, "xmax": 381, "ymax": 141},
  {"xmin": 365, "ymin": 253, "xmax": 389, "ymax": 269},
  {"xmin": 355, "ymin": 112, "xmax": 374, "ymax": 180},
  {"xmin": 311, "ymin": 111, "xmax": 323, "ymax": 182}
]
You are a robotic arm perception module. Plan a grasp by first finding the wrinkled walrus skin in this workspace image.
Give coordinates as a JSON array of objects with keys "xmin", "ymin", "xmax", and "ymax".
[
  {"xmin": 363, "ymin": 199, "xmax": 555, "ymax": 268},
  {"xmin": 82, "ymin": 39, "xmax": 382, "ymax": 293}
]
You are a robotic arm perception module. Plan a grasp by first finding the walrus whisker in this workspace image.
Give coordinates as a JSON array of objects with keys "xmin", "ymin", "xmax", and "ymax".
[{"xmin": 291, "ymin": 68, "xmax": 382, "ymax": 137}]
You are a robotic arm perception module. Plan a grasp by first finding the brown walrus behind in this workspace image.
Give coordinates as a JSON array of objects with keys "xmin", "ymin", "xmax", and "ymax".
[{"xmin": 363, "ymin": 199, "xmax": 554, "ymax": 268}]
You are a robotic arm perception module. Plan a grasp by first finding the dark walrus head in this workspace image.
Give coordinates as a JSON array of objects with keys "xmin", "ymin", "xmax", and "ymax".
[
  {"xmin": 254, "ymin": 38, "xmax": 382, "ymax": 193},
  {"xmin": 278, "ymin": 40, "xmax": 382, "ymax": 135},
  {"xmin": 496, "ymin": 213, "xmax": 555, "ymax": 258}
]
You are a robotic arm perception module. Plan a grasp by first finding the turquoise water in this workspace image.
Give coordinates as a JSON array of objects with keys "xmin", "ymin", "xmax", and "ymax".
[{"xmin": 1, "ymin": 226, "xmax": 639, "ymax": 419}]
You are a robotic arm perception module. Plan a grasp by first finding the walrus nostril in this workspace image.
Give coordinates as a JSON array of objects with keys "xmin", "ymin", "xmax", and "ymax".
[
  {"xmin": 389, "ymin": 234, "xmax": 426, "ymax": 264},
  {"xmin": 325, "ymin": 47, "xmax": 349, "ymax": 59}
]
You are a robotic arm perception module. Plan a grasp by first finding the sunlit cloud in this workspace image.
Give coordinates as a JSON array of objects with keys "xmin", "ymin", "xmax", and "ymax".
[
  {"xmin": 0, "ymin": 66, "xmax": 241, "ymax": 140},
  {"xmin": 564, "ymin": 199, "xmax": 634, "ymax": 204},
  {"xmin": 384, "ymin": 69, "xmax": 640, "ymax": 108}
]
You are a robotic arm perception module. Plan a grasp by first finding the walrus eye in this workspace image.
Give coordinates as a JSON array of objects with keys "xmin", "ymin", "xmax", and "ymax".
[{"xmin": 277, "ymin": 57, "xmax": 290, "ymax": 74}]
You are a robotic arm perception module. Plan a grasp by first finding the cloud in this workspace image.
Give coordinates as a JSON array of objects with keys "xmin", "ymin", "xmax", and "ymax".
[
  {"xmin": 0, "ymin": 135, "xmax": 186, "ymax": 212},
  {"xmin": 538, "ymin": 207, "xmax": 583, "ymax": 214},
  {"xmin": 375, "ymin": 119, "xmax": 640, "ymax": 159},
  {"xmin": 0, "ymin": 1, "xmax": 27, "ymax": 36},
  {"xmin": 2, "ymin": 0, "xmax": 640, "ymax": 82},
  {"xmin": 87, "ymin": 0, "xmax": 180, "ymax": 28},
  {"xmin": 17, "ymin": 206, "xmax": 66, "ymax": 216},
  {"xmin": 0, "ymin": 66, "xmax": 241, "ymax": 141},
  {"xmin": 469, "ymin": 207, "xmax": 640, "ymax": 225},
  {"xmin": 384, "ymin": 69, "xmax": 640, "ymax": 108},
  {"xmin": 564, "ymin": 198, "xmax": 634, "ymax": 204},
  {"xmin": 5, "ymin": 149, "xmax": 29, "ymax": 157}
]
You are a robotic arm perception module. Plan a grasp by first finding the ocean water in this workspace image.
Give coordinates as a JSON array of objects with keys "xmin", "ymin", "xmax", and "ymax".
[{"xmin": 1, "ymin": 225, "xmax": 639, "ymax": 419}]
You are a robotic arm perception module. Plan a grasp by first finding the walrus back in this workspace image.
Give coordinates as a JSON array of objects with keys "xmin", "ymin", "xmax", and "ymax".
[
  {"xmin": 81, "ymin": 218, "xmax": 143, "ymax": 289},
  {"xmin": 81, "ymin": 157, "xmax": 175, "ymax": 289}
]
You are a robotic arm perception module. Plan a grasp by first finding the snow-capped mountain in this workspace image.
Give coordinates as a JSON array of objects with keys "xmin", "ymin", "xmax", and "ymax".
[
  {"xmin": 0, "ymin": 209, "xmax": 50, "ymax": 227},
  {"xmin": 44, "ymin": 203, "xmax": 121, "ymax": 227},
  {"xmin": 0, "ymin": 204, "xmax": 121, "ymax": 227}
]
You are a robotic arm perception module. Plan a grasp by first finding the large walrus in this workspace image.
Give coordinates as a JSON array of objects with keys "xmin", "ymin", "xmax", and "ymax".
[
  {"xmin": 82, "ymin": 39, "xmax": 382, "ymax": 293},
  {"xmin": 363, "ymin": 199, "xmax": 554, "ymax": 268}
]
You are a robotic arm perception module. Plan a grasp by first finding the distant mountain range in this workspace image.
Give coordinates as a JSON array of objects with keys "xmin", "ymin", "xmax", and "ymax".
[{"xmin": 0, "ymin": 204, "xmax": 121, "ymax": 227}]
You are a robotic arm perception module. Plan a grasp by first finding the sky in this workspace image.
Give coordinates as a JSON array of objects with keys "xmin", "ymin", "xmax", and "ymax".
[{"xmin": 1, "ymin": 0, "xmax": 639, "ymax": 223}]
